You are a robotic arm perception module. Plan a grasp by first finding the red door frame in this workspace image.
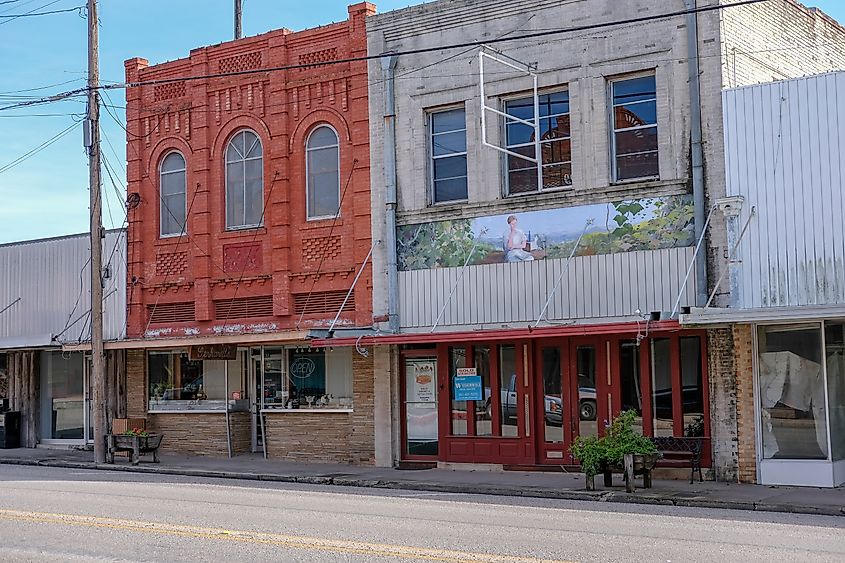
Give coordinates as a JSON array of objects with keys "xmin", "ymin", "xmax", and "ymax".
[{"xmin": 398, "ymin": 348, "xmax": 440, "ymax": 461}]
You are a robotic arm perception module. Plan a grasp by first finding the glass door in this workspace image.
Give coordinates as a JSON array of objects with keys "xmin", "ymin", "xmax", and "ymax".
[
  {"xmin": 403, "ymin": 357, "xmax": 439, "ymax": 457},
  {"xmin": 249, "ymin": 347, "xmax": 263, "ymax": 452}
]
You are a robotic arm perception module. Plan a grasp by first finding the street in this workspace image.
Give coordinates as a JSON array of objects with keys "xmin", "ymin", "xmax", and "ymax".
[{"xmin": 0, "ymin": 466, "xmax": 842, "ymax": 562}]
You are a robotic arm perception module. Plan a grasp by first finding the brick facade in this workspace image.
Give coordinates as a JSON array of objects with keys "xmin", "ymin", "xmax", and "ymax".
[
  {"xmin": 148, "ymin": 412, "xmax": 251, "ymax": 456},
  {"xmin": 733, "ymin": 324, "xmax": 757, "ymax": 483},
  {"xmin": 707, "ymin": 328, "xmax": 739, "ymax": 482},
  {"xmin": 124, "ymin": 2, "xmax": 375, "ymax": 340}
]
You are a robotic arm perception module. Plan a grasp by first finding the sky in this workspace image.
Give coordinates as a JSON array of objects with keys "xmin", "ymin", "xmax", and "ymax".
[{"xmin": 1, "ymin": 0, "xmax": 845, "ymax": 244}]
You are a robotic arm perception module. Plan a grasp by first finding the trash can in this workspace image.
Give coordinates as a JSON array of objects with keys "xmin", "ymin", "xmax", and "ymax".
[{"xmin": 0, "ymin": 410, "xmax": 21, "ymax": 449}]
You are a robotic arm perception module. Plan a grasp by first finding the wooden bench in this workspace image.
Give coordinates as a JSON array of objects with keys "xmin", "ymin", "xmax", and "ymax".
[
  {"xmin": 651, "ymin": 436, "xmax": 704, "ymax": 484},
  {"xmin": 106, "ymin": 434, "xmax": 163, "ymax": 466}
]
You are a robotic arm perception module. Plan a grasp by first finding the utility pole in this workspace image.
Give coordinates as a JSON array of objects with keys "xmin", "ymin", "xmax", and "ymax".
[
  {"xmin": 234, "ymin": 0, "xmax": 242, "ymax": 39},
  {"xmin": 87, "ymin": 0, "xmax": 106, "ymax": 464}
]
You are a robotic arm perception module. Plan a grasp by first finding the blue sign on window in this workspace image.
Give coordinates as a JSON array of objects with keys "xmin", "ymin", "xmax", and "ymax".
[{"xmin": 453, "ymin": 375, "xmax": 483, "ymax": 401}]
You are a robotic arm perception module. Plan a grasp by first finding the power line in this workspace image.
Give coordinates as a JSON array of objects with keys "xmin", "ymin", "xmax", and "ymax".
[
  {"xmin": 0, "ymin": 4, "xmax": 83, "ymax": 18},
  {"xmin": 0, "ymin": 0, "xmax": 64, "ymax": 25},
  {"xmin": 0, "ymin": 120, "xmax": 79, "ymax": 175}
]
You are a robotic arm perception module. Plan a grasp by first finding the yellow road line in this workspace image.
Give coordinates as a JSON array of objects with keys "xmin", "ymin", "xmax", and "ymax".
[{"xmin": 0, "ymin": 508, "xmax": 574, "ymax": 563}]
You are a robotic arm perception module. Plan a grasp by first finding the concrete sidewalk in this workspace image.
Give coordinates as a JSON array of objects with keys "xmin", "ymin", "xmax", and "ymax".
[{"xmin": 1, "ymin": 447, "xmax": 843, "ymax": 517}]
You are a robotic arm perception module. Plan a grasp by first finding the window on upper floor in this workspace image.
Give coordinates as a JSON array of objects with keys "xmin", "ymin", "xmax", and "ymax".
[
  {"xmin": 504, "ymin": 90, "xmax": 572, "ymax": 195},
  {"xmin": 429, "ymin": 108, "xmax": 468, "ymax": 203},
  {"xmin": 306, "ymin": 126, "xmax": 340, "ymax": 220},
  {"xmin": 611, "ymin": 74, "xmax": 659, "ymax": 182},
  {"xmin": 225, "ymin": 130, "xmax": 264, "ymax": 229},
  {"xmin": 160, "ymin": 152, "xmax": 187, "ymax": 237}
]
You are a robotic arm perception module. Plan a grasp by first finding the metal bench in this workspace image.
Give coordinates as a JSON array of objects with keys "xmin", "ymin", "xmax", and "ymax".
[{"xmin": 651, "ymin": 436, "xmax": 704, "ymax": 484}]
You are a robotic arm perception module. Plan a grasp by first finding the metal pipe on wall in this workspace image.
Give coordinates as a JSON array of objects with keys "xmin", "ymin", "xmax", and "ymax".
[
  {"xmin": 381, "ymin": 55, "xmax": 400, "ymax": 333},
  {"xmin": 685, "ymin": 0, "xmax": 708, "ymax": 306}
]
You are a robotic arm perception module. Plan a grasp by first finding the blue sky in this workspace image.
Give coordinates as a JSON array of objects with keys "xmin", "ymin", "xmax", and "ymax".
[{"xmin": 1, "ymin": 0, "xmax": 844, "ymax": 244}]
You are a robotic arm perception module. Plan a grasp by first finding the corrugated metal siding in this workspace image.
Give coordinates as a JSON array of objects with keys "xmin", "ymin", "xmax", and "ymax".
[
  {"xmin": 0, "ymin": 230, "xmax": 127, "ymax": 345},
  {"xmin": 723, "ymin": 73, "xmax": 845, "ymax": 309},
  {"xmin": 398, "ymin": 247, "xmax": 696, "ymax": 329}
]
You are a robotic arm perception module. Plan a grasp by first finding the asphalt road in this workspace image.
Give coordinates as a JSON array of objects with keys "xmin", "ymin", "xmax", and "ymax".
[{"xmin": 0, "ymin": 465, "xmax": 843, "ymax": 562}]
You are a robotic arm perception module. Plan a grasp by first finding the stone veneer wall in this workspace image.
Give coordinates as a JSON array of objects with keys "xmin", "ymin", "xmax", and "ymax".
[
  {"xmin": 263, "ymin": 350, "xmax": 376, "ymax": 465},
  {"xmin": 126, "ymin": 348, "xmax": 376, "ymax": 464},
  {"xmin": 147, "ymin": 412, "xmax": 251, "ymax": 456}
]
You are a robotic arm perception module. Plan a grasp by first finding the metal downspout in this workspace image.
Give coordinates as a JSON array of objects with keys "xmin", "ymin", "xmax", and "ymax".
[
  {"xmin": 382, "ymin": 55, "xmax": 400, "ymax": 333},
  {"xmin": 686, "ymin": 0, "xmax": 708, "ymax": 306}
]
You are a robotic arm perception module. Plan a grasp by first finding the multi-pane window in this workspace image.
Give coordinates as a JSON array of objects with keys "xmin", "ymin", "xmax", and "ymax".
[
  {"xmin": 306, "ymin": 126, "xmax": 340, "ymax": 219},
  {"xmin": 505, "ymin": 90, "xmax": 571, "ymax": 194},
  {"xmin": 611, "ymin": 74, "xmax": 658, "ymax": 182},
  {"xmin": 430, "ymin": 108, "xmax": 468, "ymax": 203},
  {"xmin": 305, "ymin": 125, "xmax": 340, "ymax": 219},
  {"xmin": 225, "ymin": 130, "xmax": 264, "ymax": 229},
  {"xmin": 160, "ymin": 152, "xmax": 186, "ymax": 237}
]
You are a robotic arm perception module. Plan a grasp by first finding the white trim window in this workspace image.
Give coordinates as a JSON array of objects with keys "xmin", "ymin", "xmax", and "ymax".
[
  {"xmin": 429, "ymin": 108, "xmax": 468, "ymax": 203},
  {"xmin": 159, "ymin": 152, "xmax": 187, "ymax": 237},
  {"xmin": 306, "ymin": 125, "xmax": 340, "ymax": 220},
  {"xmin": 505, "ymin": 90, "xmax": 571, "ymax": 195},
  {"xmin": 611, "ymin": 74, "xmax": 658, "ymax": 182},
  {"xmin": 225, "ymin": 129, "xmax": 264, "ymax": 229}
]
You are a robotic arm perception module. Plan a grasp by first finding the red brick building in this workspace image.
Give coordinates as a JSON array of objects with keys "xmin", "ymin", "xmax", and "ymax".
[{"xmin": 121, "ymin": 3, "xmax": 378, "ymax": 463}]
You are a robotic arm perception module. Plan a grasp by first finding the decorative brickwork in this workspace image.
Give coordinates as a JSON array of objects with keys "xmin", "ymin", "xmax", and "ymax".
[
  {"xmin": 219, "ymin": 51, "xmax": 262, "ymax": 74},
  {"xmin": 213, "ymin": 295, "xmax": 274, "ymax": 319},
  {"xmin": 733, "ymin": 324, "xmax": 757, "ymax": 484},
  {"xmin": 146, "ymin": 301, "xmax": 196, "ymax": 324},
  {"xmin": 298, "ymin": 47, "xmax": 337, "ymax": 70},
  {"xmin": 302, "ymin": 235, "xmax": 341, "ymax": 265},
  {"xmin": 292, "ymin": 290, "xmax": 355, "ymax": 316},
  {"xmin": 155, "ymin": 251, "xmax": 188, "ymax": 276},
  {"xmin": 153, "ymin": 82, "xmax": 186, "ymax": 102},
  {"xmin": 223, "ymin": 242, "xmax": 262, "ymax": 274}
]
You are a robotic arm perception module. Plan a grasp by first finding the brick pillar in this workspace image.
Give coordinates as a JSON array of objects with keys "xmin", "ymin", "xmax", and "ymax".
[
  {"xmin": 733, "ymin": 324, "xmax": 758, "ymax": 483},
  {"xmin": 350, "ymin": 349, "xmax": 375, "ymax": 465},
  {"xmin": 126, "ymin": 350, "xmax": 147, "ymax": 418},
  {"xmin": 707, "ymin": 328, "xmax": 739, "ymax": 482}
]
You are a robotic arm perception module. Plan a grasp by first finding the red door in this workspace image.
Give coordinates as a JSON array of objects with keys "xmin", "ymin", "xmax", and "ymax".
[{"xmin": 441, "ymin": 342, "xmax": 534, "ymax": 465}]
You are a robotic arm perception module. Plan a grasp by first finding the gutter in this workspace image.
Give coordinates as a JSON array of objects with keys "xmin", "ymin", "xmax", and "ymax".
[
  {"xmin": 381, "ymin": 54, "xmax": 400, "ymax": 334},
  {"xmin": 685, "ymin": 0, "xmax": 708, "ymax": 306}
]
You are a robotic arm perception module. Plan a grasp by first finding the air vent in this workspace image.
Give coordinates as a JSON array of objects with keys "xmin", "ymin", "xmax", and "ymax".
[
  {"xmin": 292, "ymin": 290, "xmax": 354, "ymax": 316},
  {"xmin": 146, "ymin": 302, "xmax": 195, "ymax": 324},
  {"xmin": 214, "ymin": 295, "xmax": 274, "ymax": 320}
]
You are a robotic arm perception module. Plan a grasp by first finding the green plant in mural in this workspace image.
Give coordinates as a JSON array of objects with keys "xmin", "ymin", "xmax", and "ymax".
[
  {"xmin": 398, "ymin": 219, "xmax": 496, "ymax": 269},
  {"xmin": 545, "ymin": 196, "xmax": 694, "ymax": 259}
]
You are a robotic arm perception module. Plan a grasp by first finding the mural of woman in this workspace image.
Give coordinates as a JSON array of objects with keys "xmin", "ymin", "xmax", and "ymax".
[{"xmin": 503, "ymin": 215, "xmax": 534, "ymax": 262}]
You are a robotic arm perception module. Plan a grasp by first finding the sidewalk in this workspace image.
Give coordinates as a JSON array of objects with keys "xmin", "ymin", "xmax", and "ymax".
[{"xmin": 1, "ymin": 447, "xmax": 843, "ymax": 517}]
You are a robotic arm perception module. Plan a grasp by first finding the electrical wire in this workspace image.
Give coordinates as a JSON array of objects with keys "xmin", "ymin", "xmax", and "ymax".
[{"xmin": 0, "ymin": 120, "xmax": 79, "ymax": 175}]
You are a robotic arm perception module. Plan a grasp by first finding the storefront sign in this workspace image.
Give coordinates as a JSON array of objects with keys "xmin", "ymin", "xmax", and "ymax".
[
  {"xmin": 453, "ymin": 373, "xmax": 483, "ymax": 401},
  {"xmin": 411, "ymin": 362, "xmax": 436, "ymax": 405},
  {"xmin": 188, "ymin": 344, "xmax": 237, "ymax": 361}
]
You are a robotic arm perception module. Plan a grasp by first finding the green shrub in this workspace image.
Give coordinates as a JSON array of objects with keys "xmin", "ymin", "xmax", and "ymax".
[{"xmin": 570, "ymin": 410, "xmax": 658, "ymax": 478}]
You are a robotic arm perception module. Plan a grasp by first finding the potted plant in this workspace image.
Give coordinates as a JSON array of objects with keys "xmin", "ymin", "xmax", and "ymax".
[{"xmin": 570, "ymin": 410, "xmax": 659, "ymax": 490}]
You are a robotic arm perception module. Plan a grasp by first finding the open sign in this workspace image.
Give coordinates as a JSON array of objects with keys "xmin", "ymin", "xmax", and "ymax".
[{"xmin": 290, "ymin": 357, "xmax": 316, "ymax": 379}]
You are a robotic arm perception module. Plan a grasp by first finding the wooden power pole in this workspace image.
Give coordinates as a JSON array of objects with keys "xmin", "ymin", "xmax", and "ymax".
[
  {"xmin": 87, "ymin": 0, "xmax": 106, "ymax": 464},
  {"xmin": 235, "ymin": 0, "xmax": 243, "ymax": 39}
]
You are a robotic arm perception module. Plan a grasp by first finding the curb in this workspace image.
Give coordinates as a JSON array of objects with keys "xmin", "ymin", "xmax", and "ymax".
[{"xmin": 2, "ymin": 458, "xmax": 842, "ymax": 517}]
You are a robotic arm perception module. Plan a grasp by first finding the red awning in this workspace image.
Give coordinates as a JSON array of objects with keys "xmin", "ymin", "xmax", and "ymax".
[{"xmin": 310, "ymin": 320, "xmax": 682, "ymax": 347}]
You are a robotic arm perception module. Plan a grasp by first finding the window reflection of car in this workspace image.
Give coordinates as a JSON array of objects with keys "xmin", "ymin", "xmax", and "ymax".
[
  {"xmin": 652, "ymin": 385, "xmax": 703, "ymax": 418},
  {"xmin": 498, "ymin": 375, "xmax": 597, "ymax": 424}
]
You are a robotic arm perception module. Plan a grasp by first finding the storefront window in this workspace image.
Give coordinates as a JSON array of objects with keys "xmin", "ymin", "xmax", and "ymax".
[
  {"xmin": 680, "ymin": 336, "xmax": 705, "ymax": 437},
  {"xmin": 824, "ymin": 322, "xmax": 845, "ymax": 461},
  {"xmin": 542, "ymin": 347, "xmax": 563, "ymax": 443},
  {"xmin": 620, "ymin": 341, "xmax": 643, "ymax": 436},
  {"xmin": 499, "ymin": 345, "xmax": 519, "ymax": 438},
  {"xmin": 405, "ymin": 358, "xmax": 438, "ymax": 456},
  {"xmin": 758, "ymin": 325, "xmax": 828, "ymax": 460},
  {"xmin": 39, "ymin": 351, "xmax": 84, "ymax": 440},
  {"xmin": 450, "ymin": 347, "xmax": 468, "ymax": 435},
  {"xmin": 651, "ymin": 338, "xmax": 673, "ymax": 437},
  {"xmin": 148, "ymin": 350, "xmax": 248, "ymax": 412},
  {"xmin": 258, "ymin": 347, "xmax": 353, "ymax": 410},
  {"xmin": 474, "ymin": 346, "xmax": 493, "ymax": 436},
  {"xmin": 577, "ymin": 346, "xmax": 598, "ymax": 438}
]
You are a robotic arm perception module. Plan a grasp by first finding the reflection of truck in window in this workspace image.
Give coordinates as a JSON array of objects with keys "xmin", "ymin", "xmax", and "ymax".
[{"xmin": 498, "ymin": 374, "xmax": 597, "ymax": 424}]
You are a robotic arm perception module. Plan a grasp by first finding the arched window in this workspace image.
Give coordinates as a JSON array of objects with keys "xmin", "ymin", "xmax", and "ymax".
[
  {"xmin": 159, "ymin": 152, "xmax": 186, "ymax": 237},
  {"xmin": 306, "ymin": 126, "xmax": 340, "ymax": 219},
  {"xmin": 225, "ymin": 129, "xmax": 263, "ymax": 229}
]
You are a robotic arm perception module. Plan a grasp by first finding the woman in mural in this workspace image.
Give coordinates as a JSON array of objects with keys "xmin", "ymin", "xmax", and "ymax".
[{"xmin": 503, "ymin": 215, "xmax": 534, "ymax": 262}]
